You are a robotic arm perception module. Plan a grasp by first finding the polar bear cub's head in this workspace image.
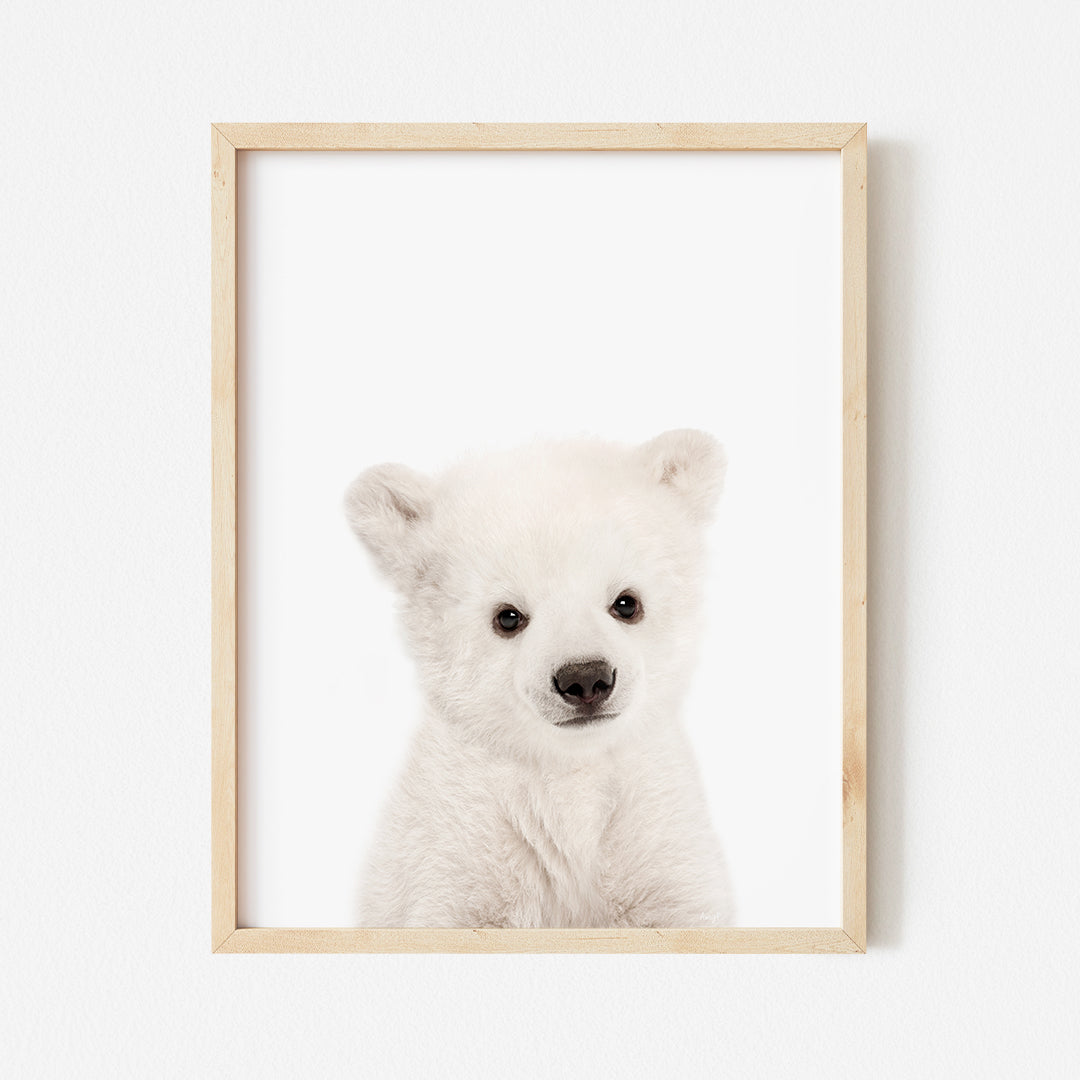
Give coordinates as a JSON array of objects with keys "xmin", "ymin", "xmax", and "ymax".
[{"xmin": 345, "ymin": 430, "xmax": 725, "ymax": 758}]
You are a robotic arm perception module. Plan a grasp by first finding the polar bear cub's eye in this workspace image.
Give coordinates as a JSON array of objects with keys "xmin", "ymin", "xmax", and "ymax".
[
  {"xmin": 611, "ymin": 593, "xmax": 643, "ymax": 622},
  {"xmin": 493, "ymin": 607, "xmax": 528, "ymax": 636}
]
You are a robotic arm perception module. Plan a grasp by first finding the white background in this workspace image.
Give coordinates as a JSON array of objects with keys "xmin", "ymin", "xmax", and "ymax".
[
  {"xmin": 2, "ymin": 2, "xmax": 1078, "ymax": 1077},
  {"xmin": 238, "ymin": 150, "xmax": 842, "ymax": 929}
]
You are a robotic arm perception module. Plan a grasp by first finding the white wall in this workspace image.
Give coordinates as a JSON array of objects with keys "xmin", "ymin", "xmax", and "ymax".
[{"xmin": 1, "ymin": 2, "xmax": 1077, "ymax": 1077}]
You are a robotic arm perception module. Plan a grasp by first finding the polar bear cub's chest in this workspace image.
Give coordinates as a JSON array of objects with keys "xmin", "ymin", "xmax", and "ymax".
[{"xmin": 496, "ymin": 764, "xmax": 621, "ymax": 925}]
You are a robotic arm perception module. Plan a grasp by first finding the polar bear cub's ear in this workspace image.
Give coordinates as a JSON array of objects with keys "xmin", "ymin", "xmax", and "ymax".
[
  {"xmin": 639, "ymin": 428, "xmax": 727, "ymax": 523},
  {"xmin": 344, "ymin": 463, "xmax": 434, "ymax": 588}
]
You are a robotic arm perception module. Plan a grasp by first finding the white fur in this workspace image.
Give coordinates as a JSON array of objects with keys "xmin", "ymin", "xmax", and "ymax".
[{"xmin": 345, "ymin": 430, "xmax": 732, "ymax": 928}]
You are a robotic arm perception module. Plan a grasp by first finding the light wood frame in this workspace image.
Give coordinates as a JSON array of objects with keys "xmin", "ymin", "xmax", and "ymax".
[{"xmin": 211, "ymin": 122, "xmax": 867, "ymax": 954}]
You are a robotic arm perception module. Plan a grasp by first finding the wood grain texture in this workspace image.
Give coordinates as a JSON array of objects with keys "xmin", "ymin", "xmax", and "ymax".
[
  {"xmin": 209, "ymin": 122, "xmax": 869, "ymax": 954},
  {"xmin": 212, "ymin": 122, "xmax": 864, "ymax": 151},
  {"xmin": 840, "ymin": 125, "xmax": 868, "ymax": 951},
  {"xmin": 215, "ymin": 927, "xmax": 863, "ymax": 954},
  {"xmin": 211, "ymin": 126, "xmax": 238, "ymax": 951}
]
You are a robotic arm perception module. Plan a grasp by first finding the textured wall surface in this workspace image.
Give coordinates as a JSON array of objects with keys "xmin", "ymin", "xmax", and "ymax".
[{"xmin": 2, "ymin": 2, "xmax": 1077, "ymax": 1076}]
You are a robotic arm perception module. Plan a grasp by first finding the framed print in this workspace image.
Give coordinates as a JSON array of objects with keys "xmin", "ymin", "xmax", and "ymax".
[{"xmin": 211, "ymin": 123, "xmax": 867, "ymax": 953}]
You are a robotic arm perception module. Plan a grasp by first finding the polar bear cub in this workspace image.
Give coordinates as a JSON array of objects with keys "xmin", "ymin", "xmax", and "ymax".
[{"xmin": 345, "ymin": 429, "xmax": 732, "ymax": 928}]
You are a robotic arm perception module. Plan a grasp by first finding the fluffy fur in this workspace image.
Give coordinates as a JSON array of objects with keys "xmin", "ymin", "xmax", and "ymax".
[{"xmin": 345, "ymin": 430, "xmax": 732, "ymax": 928}]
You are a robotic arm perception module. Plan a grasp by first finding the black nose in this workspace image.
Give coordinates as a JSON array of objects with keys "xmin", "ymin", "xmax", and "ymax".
[{"xmin": 553, "ymin": 659, "xmax": 616, "ymax": 707}]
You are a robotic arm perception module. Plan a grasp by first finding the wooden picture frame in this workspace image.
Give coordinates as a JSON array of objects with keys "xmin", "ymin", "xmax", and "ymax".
[{"xmin": 211, "ymin": 122, "xmax": 867, "ymax": 954}]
